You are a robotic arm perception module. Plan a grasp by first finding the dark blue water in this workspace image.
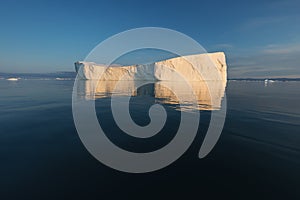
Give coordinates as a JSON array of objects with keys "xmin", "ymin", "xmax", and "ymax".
[{"xmin": 0, "ymin": 76, "xmax": 299, "ymax": 199}]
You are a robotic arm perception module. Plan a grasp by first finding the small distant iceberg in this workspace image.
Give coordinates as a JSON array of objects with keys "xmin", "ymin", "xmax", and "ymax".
[
  {"xmin": 265, "ymin": 79, "xmax": 275, "ymax": 83},
  {"xmin": 264, "ymin": 79, "xmax": 275, "ymax": 86},
  {"xmin": 7, "ymin": 77, "xmax": 20, "ymax": 81},
  {"xmin": 55, "ymin": 77, "xmax": 71, "ymax": 80}
]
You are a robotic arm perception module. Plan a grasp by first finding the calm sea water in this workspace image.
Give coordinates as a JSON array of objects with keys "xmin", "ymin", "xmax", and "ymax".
[{"xmin": 0, "ymin": 75, "xmax": 299, "ymax": 199}]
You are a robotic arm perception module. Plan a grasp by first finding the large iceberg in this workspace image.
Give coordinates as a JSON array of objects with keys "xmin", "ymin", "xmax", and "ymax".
[{"xmin": 75, "ymin": 52, "xmax": 227, "ymax": 81}]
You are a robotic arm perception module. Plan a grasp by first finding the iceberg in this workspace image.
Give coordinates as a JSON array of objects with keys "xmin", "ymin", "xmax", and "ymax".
[
  {"xmin": 75, "ymin": 52, "xmax": 227, "ymax": 81},
  {"xmin": 7, "ymin": 78, "xmax": 20, "ymax": 81}
]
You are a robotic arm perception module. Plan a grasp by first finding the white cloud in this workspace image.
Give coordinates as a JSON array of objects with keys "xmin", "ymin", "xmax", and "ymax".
[
  {"xmin": 240, "ymin": 16, "xmax": 289, "ymax": 30},
  {"xmin": 227, "ymin": 43, "xmax": 300, "ymax": 78},
  {"xmin": 261, "ymin": 44, "xmax": 300, "ymax": 55}
]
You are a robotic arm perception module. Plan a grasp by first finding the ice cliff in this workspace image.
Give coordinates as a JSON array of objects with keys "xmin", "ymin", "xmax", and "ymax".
[{"xmin": 75, "ymin": 52, "xmax": 227, "ymax": 81}]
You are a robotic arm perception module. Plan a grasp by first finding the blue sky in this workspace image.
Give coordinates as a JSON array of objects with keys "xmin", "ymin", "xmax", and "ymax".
[{"xmin": 0, "ymin": 0, "xmax": 299, "ymax": 78}]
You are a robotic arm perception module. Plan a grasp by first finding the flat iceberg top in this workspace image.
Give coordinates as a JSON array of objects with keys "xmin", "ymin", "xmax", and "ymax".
[{"xmin": 75, "ymin": 52, "xmax": 227, "ymax": 81}]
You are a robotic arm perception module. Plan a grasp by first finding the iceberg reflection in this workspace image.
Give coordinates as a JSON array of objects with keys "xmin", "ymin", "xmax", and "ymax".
[{"xmin": 76, "ymin": 80, "xmax": 226, "ymax": 111}]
